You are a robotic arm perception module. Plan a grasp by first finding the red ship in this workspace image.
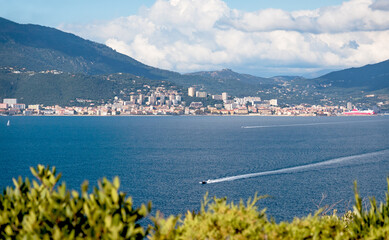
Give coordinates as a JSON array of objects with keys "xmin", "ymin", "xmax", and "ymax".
[{"xmin": 343, "ymin": 109, "xmax": 375, "ymax": 115}]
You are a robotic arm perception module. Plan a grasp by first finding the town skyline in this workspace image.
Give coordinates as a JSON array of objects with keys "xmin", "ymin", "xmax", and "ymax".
[{"xmin": 0, "ymin": 83, "xmax": 377, "ymax": 117}]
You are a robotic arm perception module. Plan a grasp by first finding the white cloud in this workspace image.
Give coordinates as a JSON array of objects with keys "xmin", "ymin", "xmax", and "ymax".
[
  {"xmin": 60, "ymin": 0, "xmax": 389, "ymax": 76},
  {"xmin": 371, "ymin": 0, "xmax": 389, "ymax": 10}
]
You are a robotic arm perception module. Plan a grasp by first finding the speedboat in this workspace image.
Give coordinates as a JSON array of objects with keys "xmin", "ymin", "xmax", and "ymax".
[{"xmin": 200, "ymin": 179, "xmax": 211, "ymax": 184}]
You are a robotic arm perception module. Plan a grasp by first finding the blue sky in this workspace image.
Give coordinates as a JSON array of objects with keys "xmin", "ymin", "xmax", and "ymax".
[
  {"xmin": 1, "ymin": 0, "xmax": 389, "ymax": 77},
  {"xmin": 1, "ymin": 0, "xmax": 347, "ymax": 27}
]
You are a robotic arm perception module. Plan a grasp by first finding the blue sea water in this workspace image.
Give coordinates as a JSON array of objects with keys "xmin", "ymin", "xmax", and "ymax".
[{"xmin": 1, "ymin": 116, "xmax": 389, "ymax": 221}]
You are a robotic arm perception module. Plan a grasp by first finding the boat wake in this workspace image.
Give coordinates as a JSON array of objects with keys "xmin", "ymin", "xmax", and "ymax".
[
  {"xmin": 242, "ymin": 119, "xmax": 388, "ymax": 129},
  {"xmin": 204, "ymin": 149, "xmax": 389, "ymax": 184}
]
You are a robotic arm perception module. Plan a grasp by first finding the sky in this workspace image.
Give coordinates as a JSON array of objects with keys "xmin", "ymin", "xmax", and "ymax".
[{"xmin": 1, "ymin": 0, "xmax": 389, "ymax": 77}]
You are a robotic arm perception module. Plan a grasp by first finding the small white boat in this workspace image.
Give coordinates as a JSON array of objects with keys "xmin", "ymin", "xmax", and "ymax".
[
  {"xmin": 199, "ymin": 179, "xmax": 211, "ymax": 184},
  {"xmin": 7, "ymin": 120, "xmax": 10, "ymax": 126}
]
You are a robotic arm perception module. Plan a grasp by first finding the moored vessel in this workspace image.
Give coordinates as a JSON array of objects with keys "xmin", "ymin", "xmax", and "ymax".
[{"xmin": 343, "ymin": 109, "xmax": 375, "ymax": 115}]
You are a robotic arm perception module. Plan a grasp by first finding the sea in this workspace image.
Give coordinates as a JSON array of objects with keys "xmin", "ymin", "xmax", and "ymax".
[{"xmin": 1, "ymin": 116, "xmax": 389, "ymax": 222}]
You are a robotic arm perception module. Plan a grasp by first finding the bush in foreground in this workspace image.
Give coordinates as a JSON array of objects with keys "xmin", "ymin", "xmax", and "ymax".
[
  {"xmin": 1, "ymin": 165, "xmax": 389, "ymax": 239},
  {"xmin": 0, "ymin": 165, "xmax": 150, "ymax": 239}
]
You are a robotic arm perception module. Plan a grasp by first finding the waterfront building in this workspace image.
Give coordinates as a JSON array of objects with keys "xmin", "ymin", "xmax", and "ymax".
[
  {"xmin": 212, "ymin": 95, "xmax": 223, "ymax": 100},
  {"xmin": 189, "ymin": 102, "xmax": 203, "ymax": 109},
  {"xmin": 65, "ymin": 109, "xmax": 75, "ymax": 115},
  {"xmin": 215, "ymin": 104, "xmax": 223, "ymax": 109},
  {"xmin": 248, "ymin": 106, "xmax": 258, "ymax": 113},
  {"xmin": 23, "ymin": 110, "xmax": 34, "ymax": 115},
  {"xmin": 159, "ymin": 94, "xmax": 165, "ymax": 105},
  {"xmin": 234, "ymin": 108, "xmax": 249, "ymax": 115},
  {"xmin": 224, "ymin": 103, "xmax": 237, "ymax": 110},
  {"xmin": 28, "ymin": 104, "xmax": 40, "ymax": 110},
  {"xmin": 222, "ymin": 92, "xmax": 228, "ymax": 102},
  {"xmin": 138, "ymin": 94, "xmax": 144, "ymax": 105},
  {"xmin": 234, "ymin": 97, "xmax": 262, "ymax": 106},
  {"xmin": 270, "ymin": 99, "xmax": 278, "ymax": 106},
  {"xmin": 13, "ymin": 104, "xmax": 26, "ymax": 110},
  {"xmin": 234, "ymin": 97, "xmax": 247, "ymax": 105},
  {"xmin": 41, "ymin": 109, "xmax": 54, "ymax": 115},
  {"xmin": 196, "ymin": 91, "xmax": 207, "ymax": 98},
  {"xmin": 3, "ymin": 98, "xmax": 17, "ymax": 105},
  {"xmin": 258, "ymin": 108, "xmax": 272, "ymax": 115},
  {"xmin": 148, "ymin": 95, "xmax": 156, "ymax": 105}
]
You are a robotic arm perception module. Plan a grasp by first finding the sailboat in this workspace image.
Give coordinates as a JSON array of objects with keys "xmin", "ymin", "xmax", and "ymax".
[{"xmin": 7, "ymin": 120, "xmax": 10, "ymax": 126}]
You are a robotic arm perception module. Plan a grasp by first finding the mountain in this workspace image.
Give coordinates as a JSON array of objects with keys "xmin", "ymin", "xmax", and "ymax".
[
  {"xmin": 0, "ymin": 17, "xmax": 267, "ymax": 97},
  {"xmin": 186, "ymin": 69, "xmax": 275, "ymax": 85},
  {"xmin": 0, "ymin": 17, "xmax": 178, "ymax": 79},
  {"xmin": 314, "ymin": 60, "xmax": 389, "ymax": 90},
  {"xmin": 183, "ymin": 69, "xmax": 283, "ymax": 97}
]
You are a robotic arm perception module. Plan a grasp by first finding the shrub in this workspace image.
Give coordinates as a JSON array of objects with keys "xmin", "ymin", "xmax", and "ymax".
[
  {"xmin": 149, "ymin": 195, "xmax": 351, "ymax": 240},
  {"xmin": 350, "ymin": 180, "xmax": 389, "ymax": 239},
  {"xmin": 149, "ymin": 179, "xmax": 389, "ymax": 239},
  {"xmin": 264, "ymin": 213, "xmax": 349, "ymax": 240},
  {"xmin": 149, "ymin": 193, "xmax": 269, "ymax": 239},
  {"xmin": 0, "ymin": 165, "xmax": 150, "ymax": 239}
]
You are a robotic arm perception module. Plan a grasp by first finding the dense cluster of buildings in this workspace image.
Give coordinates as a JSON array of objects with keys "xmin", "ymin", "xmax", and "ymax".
[{"xmin": 0, "ymin": 86, "xmax": 369, "ymax": 116}]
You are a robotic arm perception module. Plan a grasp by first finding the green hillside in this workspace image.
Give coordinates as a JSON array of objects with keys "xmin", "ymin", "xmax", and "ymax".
[
  {"xmin": 186, "ymin": 68, "xmax": 275, "ymax": 85},
  {"xmin": 0, "ymin": 17, "xmax": 177, "ymax": 79},
  {"xmin": 0, "ymin": 68, "xmax": 178, "ymax": 106},
  {"xmin": 314, "ymin": 60, "xmax": 389, "ymax": 90}
]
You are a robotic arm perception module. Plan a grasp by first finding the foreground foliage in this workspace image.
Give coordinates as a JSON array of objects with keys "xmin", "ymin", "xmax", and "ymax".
[
  {"xmin": 0, "ymin": 165, "xmax": 150, "ymax": 239},
  {"xmin": 1, "ymin": 165, "xmax": 389, "ymax": 239}
]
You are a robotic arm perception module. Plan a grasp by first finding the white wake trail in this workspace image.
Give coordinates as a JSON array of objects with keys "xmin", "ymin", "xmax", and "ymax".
[
  {"xmin": 242, "ymin": 119, "xmax": 388, "ymax": 129},
  {"xmin": 205, "ymin": 149, "xmax": 389, "ymax": 184}
]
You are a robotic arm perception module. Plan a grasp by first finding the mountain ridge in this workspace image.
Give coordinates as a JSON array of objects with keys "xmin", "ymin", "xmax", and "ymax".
[
  {"xmin": 0, "ymin": 17, "xmax": 177, "ymax": 79},
  {"xmin": 186, "ymin": 68, "xmax": 278, "ymax": 85},
  {"xmin": 314, "ymin": 59, "xmax": 389, "ymax": 90}
]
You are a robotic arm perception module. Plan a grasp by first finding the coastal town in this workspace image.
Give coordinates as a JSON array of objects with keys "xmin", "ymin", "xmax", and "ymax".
[{"xmin": 0, "ymin": 85, "xmax": 376, "ymax": 116}]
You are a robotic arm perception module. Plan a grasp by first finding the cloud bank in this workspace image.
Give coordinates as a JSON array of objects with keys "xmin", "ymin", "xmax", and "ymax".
[{"xmin": 61, "ymin": 0, "xmax": 389, "ymax": 76}]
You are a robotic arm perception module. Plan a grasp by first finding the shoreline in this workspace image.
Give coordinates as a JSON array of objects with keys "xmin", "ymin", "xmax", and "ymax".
[{"xmin": 1, "ymin": 114, "xmax": 386, "ymax": 117}]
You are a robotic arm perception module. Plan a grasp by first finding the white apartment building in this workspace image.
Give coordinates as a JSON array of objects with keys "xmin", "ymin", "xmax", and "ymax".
[{"xmin": 188, "ymin": 87, "xmax": 196, "ymax": 97}]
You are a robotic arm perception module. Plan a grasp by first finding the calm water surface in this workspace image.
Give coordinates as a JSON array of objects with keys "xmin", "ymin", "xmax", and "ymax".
[{"xmin": 1, "ymin": 116, "xmax": 388, "ymax": 221}]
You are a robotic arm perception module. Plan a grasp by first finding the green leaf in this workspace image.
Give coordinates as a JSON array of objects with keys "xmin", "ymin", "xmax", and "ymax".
[
  {"xmin": 5, "ymin": 225, "xmax": 13, "ymax": 235},
  {"xmin": 113, "ymin": 176, "xmax": 120, "ymax": 189},
  {"xmin": 112, "ymin": 188, "xmax": 119, "ymax": 204}
]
